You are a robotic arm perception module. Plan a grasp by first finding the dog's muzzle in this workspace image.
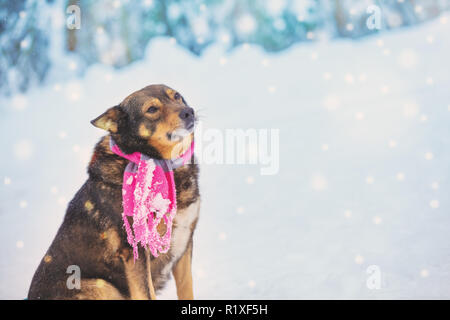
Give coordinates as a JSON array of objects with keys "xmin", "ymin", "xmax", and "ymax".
[{"xmin": 179, "ymin": 107, "xmax": 195, "ymax": 130}]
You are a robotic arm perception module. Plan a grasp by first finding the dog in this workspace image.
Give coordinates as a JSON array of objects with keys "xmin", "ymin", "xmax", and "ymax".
[{"xmin": 28, "ymin": 84, "xmax": 200, "ymax": 300}]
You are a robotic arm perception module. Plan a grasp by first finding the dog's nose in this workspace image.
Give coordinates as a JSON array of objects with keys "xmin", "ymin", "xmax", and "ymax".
[{"xmin": 179, "ymin": 107, "xmax": 195, "ymax": 124}]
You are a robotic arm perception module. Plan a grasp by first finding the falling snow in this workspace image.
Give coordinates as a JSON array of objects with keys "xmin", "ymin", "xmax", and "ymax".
[{"xmin": 1, "ymin": 15, "xmax": 450, "ymax": 300}]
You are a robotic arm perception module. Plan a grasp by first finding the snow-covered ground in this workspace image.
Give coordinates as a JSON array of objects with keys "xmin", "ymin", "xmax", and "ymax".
[{"xmin": 1, "ymin": 16, "xmax": 450, "ymax": 299}]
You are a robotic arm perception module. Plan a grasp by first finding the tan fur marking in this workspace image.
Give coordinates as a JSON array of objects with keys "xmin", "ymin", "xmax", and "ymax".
[
  {"xmin": 95, "ymin": 279, "xmax": 105, "ymax": 288},
  {"xmin": 102, "ymin": 229, "xmax": 121, "ymax": 252},
  {"xmin": 145, "ymin": 250, "xmax": 157, "ymax": 300},
  {"xmin": 165, "ymin": 88, "xmax": 176, "ymax": 100},
  {"xmin": 149, "ymin": 111, "xmax": 193, "ymax": 159},
  {"xmin": 139, "ymin": 123, "xmax": 151, "ymax": 138},
  {"xmin": 84, "ymin": 200, "xmax": 94, "ymax": 212},
  {"xmin": 75, "ymin": 279, "xmax": 125, "ymax": 300},
  {"xmin": 92, "ymin": 110, "xmax": 118, "ymax": 133},
  {"xmin": 100, "ymin": 136, "xmax": 114, "ymax": 155},
  {"xmin": 142, "ymin": 97, "xmax": 163, "ymax": 113}
]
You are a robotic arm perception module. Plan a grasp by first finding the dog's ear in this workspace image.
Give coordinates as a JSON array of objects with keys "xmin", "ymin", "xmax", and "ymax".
[{"xmin": 91, "ymin": 106, "xmax": 123, "ymax": 133}]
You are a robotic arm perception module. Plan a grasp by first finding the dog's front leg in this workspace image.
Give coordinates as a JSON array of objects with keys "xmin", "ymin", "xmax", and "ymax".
[
  {"xmin": 145, "ymin": 249, "xmax": 157, "ymax": 300},
  {"xmin": 172, "ymin": 239, "xmax": 194, "ymax": 300},
  {"xmin": 120, "ymin": 249, "xmax": 156, "ymax": 300}
]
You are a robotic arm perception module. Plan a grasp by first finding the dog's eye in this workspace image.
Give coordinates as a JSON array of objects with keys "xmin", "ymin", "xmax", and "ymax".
[
  {"xmin": 174, "ymin": 92, "xmax": 181, "ymax": 100},
  {"xmin": 147, "ymin": 106, "xmax": 159, "ymax": 114}
]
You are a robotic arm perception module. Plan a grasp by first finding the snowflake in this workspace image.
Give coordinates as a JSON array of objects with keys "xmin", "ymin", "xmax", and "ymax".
[
  {"xmin": 218, "ymin": 232, "xmax": 227, "ymax": 240},
  {"xmin": 143, "ymin": 0, "xmax": 153, "ymax": 8},
  {"xmin": 266, "ymin": 0, "xmax": 286, "ymax": 15},
  {"xmin": 345, "ymin": 73, "xmax": 355, "ymax": 84},
  {"xmin": 344, "ymin": 210, "xmax": 352, "ymax": 218},
  {"xmin": 403, "ymin": 101, "xmax": 420, "ymax": 118},
  {"xmin": 388, "ymin": 139, "xmax": 397, "ymax": 148},
  {"xmin": 58, "ymin": 131, "xmax": 67, "ymax": 139},
  {"xmin": 4, "ymin": 177, "xmax": 11, "ymax": 185},
  {"xmin": 354, "ymin": 255, "xmax": 364, "ymax": 265},
  {"xmin": 192, "ymin": 17, "xmax": 209, "ymax": 37},
  {"xmin": 68, "ymin": 61, "xmax": 77, "ymax": 71},
  {"xmin": 420, "ymin": 269, "xmax": 430, "ymax": 278},
  {"xmin": 322, "ymin": 95, "xmax": 341, "ymax": 111},
  {"xmin": 323, "ymin": 72, "xmax": 332, "ymax": 80},
  {"xmin": 11, "ymin": 95, "xmax": 28, "ymax": 110},
  {"xmin": 397, "ymin": 49, "xmax": 418, "ymax": 69},
  {"xmin": 311, "ymin": 174, "xmax": 328, "ymax": 191},
  {"xmin": 366, "ymin": 176, "xmax": 375, "ymax": 184},
  {"xmin": 72, "ymin": 145, "xmax": 81, "ymax": 153},
  {"xmin": 380, "ymin": 85, "xmax": 390, "ymax": 94},
  {"xmin": 236, "ymin": 14, "xmax": 256, "ymax": 35},
  {"xmin": 373, "ymin": 216, "xmax": 383, "ymax": 225},
  {"xmin": 13, "ymin": 140, "xmax": 33, "ymax": 160},
  {"xmin": 355, "ymin": 112, "xmax": 365, "ymax": 120},
  {"xmin": 267, "ymin": 86, "xmax": 277, "ymax": 94},
  {"xmin": 65, "ymin": 82, "xmax": 83, "ymax": 101},
  {"xmin": 431, "ymin": 182, "xmax": 439, "ymax": 190},
  {"xmin": 358, "ymin": 73, "xmax": 367, "ymax": 82},
  {"xmin": 19, "ymin": 200, "xmax": 28, "ymax": 209},
  {"xmin": 219, "ymin": 57, "xmax": 227, "ymax": 66},
  {"xmin": 58, "ymin": 196, "xmax": 67, "ymax": 206},
  {"xmin": 112, "ymin": 0, "xmax": 121, "ymax": 9},
  {"xmin": 430, "ymin": 200, "xmax": 439, "ymax": 209},
  {"xmin": 220, "ymin": 33, "xmax": 230, "ymax": 44},
  {"xmin": 424, "ymin": 152, "xmax": 434, "ymax": 160},
  {"xmin": 261, "ymin": 59, "xmax": 270, "ymax": 67}
]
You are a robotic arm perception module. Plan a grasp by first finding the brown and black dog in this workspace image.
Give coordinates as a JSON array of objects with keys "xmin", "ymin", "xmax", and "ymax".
[{"xmin": 28, "ymin": 84, "xmax": 200, "ymax": 300}]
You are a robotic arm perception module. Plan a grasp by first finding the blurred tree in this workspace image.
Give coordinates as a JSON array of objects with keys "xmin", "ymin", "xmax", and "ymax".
[
  {"xmin": 1, "ymin": 0, "xmax": 449, "ymax": 95},
  {"xmin": 0, "ymin": 0, "xmax": 53, "ymax": 95}
]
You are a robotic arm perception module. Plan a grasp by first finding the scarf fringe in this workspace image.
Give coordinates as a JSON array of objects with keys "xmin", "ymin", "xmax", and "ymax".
[{"xmin": 111, "ymin": 138, "xmax": 193, "ymax": 261}]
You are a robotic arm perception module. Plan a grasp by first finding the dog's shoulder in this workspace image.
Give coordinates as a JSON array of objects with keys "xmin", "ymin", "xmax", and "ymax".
[{"xmin": 88, "ymin": 135, "xmax": 128, "ymax": 186}]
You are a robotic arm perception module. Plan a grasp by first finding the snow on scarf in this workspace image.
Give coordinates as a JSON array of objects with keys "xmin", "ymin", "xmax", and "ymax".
[{"xmin": 110, "ymin": 137, "xmax": 194, "ymax": 260}]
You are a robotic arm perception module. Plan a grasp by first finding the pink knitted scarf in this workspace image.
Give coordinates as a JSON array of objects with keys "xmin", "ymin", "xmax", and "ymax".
[{"xmin": 110, "ymin": 138, "xmax": 194, "ymax": 260}]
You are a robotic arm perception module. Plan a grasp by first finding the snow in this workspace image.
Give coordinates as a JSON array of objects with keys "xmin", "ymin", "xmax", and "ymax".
[
  {"xmin": 1, "ymin": 16, "xmax": 450, "ymax": 299},
  {"xmin": 149, "ymin": 193, "xmax": 171, "ymax": 219}
]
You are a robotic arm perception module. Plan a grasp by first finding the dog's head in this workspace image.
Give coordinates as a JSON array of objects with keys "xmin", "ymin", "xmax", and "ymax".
[{"xmin": 91, "ymin": 84, "xmax": 195, "ymax": 159}]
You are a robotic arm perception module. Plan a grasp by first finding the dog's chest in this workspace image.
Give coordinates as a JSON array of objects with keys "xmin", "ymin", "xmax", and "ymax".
[{"xmin": 159, "ymin": 199, "xmax": 200, "ymax": 276}]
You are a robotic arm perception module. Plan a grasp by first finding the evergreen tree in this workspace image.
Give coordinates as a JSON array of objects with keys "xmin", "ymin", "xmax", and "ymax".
[
  {"xmin": 0, "ymin": 0, "xmax": 449, "ymax": 95},
  {"xmin": 0, "ymin": 0, "xmax": 53, "ymax": 95}
]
